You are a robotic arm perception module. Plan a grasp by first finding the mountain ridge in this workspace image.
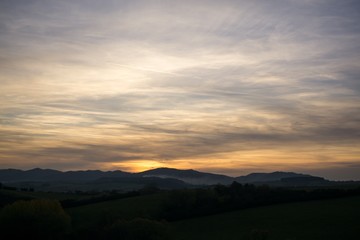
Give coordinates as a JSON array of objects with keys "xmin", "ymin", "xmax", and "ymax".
[
  {"xmin": 0, "ymin": 167, "xmax": 357, "ymax": 192},
  {"xmin": 0, "ymin": 167, "xmax": 322, "ymax": 184},
  {"xmin": 137, "ymin": 167, "xmax": 234, "ymax": 185}
]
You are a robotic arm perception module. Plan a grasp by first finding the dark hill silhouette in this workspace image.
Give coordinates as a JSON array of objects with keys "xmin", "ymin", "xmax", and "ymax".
[
  {"xmin": 0, "ymin": 168, "xmax": 132, "ymax": 182},
  {"xmin": 235, "ymin": 171, "xmax": 311, "ymax": 183},
  {"xmin": 137, "ymin": 167, "xmax": 233, "ymax": 185},
  {"xmin": 93, "ymin": 176, "xmax": 189, "ymax": 189},
  {"xmin": 1, "ymin": 167, "xmax": 356, "ymax": 192}
]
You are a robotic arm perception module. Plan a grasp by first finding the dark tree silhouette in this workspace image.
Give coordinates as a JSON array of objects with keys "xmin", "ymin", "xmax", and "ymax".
[{"xmin": 0, "ymin": 199, "xmax": 71, "ymax": 240}]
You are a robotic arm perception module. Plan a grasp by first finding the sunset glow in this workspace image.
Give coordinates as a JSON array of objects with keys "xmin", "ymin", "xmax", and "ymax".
[{"xmin": 1, "ymin": 0, "xmax": 359, "ymax": 180}]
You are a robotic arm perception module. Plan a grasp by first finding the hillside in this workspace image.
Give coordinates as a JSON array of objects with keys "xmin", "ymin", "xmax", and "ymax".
[
  {"xmin": 65, "ymin": 193, "xmax": 360, "ymax": 240},
  {"xmin": 172, "ymin": 196, "xmax": 360, "ymax": 240},
  {"xmin": 0, "ymin": 168, "xmax": 132, "ymax": 182},
  {"xmin": 138, "ymin": 167, "xmax": 233, "ymax": 185},
  {"xmin": 1, "ymin": 182, "xmax": 360, "ymax": 240},
  {"xmin": 0, "ymin": 167, "xmax": 357, "ymax": 192},
  {"xmin": 235, "ymin": 171, "xmax": 311, "ymax": 183}
]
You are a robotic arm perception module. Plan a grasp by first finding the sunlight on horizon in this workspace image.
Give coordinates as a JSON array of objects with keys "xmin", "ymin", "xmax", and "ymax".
[{"xmin": 0, "ymin": 0, "xmax": 359, "ymax": 180}]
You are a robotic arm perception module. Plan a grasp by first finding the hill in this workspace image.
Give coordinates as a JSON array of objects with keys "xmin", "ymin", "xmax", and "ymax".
[
  {"xmin": 0, "ymin": 168, "xmax": 132, "ymax": 182},
  {"xmin": 0, "ymin": 167, "xmax": 358, "ymax": 192},
  {"xmin": 1, "ymin": 179, "xmax": 360, "ymax": 240},
  {"xmin": 138, "ymin": 167, "xmax": 233, "ymax": 185},
  {"xmin": 172, "ymin": 196, "xmax": 360, "ymax": 240},
  {"xmin": 235, "ymin": 171, "xmax": 311, "ymax": 183}
]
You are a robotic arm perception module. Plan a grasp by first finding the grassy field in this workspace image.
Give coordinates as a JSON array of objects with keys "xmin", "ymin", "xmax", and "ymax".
[
  {"xmin": 2, "ymin": 187, "xmax": 359, "ymax": 239},
  {"xmin": 66, "ymin": 192, "xmax": 167, "ymax": 230},
  {"xmin": 65, "ymin": 191, "xmax": 360, "ymax": 240},
  {"xmin": 172, "ymin": 196, "xmax": 360, "ymax": 240}
]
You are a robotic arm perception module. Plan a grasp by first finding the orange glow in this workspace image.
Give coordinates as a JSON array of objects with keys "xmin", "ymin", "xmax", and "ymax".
[{"xmin": 108, "ymin": 160, "xmax": 166, "ymax": 173}]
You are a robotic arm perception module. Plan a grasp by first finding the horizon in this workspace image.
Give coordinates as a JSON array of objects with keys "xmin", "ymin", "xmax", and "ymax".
[
  {"xmin": 1, "ymin": 166, "xmax": 358, "ymax": 181},
  {"xmin": 1, "ymin": 1, "xmax": 359, "ymax": 181}
]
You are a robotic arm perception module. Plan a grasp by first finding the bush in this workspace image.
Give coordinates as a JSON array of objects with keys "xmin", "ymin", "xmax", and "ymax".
[{"xmin": 0, "ymin": 199, "xmax": 71, "ymax": 240}]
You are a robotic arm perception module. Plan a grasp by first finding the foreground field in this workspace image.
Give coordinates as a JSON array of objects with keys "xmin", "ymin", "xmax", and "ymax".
[
  {"xmin": 67, "ymin": 193, "xmax": 166, "ymax": 230},
  {"xmin": 2, "ymin": 186, "xmax": 359, "ymax": 240},
  {"xmin": 172, "ymin": 196, "xmax": 360, "ymax": 240},
  {"xmin": 65, "ymin": 191, "xmax": 360, "ymax": 240},
  {"xmin": 65, "ymin": 192, "xmax": 360, "ymax": 240}
]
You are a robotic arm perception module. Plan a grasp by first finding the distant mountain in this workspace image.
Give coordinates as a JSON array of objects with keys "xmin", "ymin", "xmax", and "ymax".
[
  {"xmin": 137, "ymin": 167, "xmax": 234, "ymax": 185},
  {"xmin": 1, "ymin": 167, "xmax": 352, "ymax": 192},
  {"xmin": 235, "ymin": 171, "xmax": 312, "ymax": 183},
  {"xmin": 0, "ymin": 168, "xmax": 132, "ymax": 182},
  {"xmin": 0, "ymin": 168, "xmax": 327, "ymax": 185},
  {"xmin": 93, "ymin": 176, "xmax": 189, "ymax": 190},
  {"xmin": 280, "ymin": 176, "xmax": 329, "ymax": 186}
]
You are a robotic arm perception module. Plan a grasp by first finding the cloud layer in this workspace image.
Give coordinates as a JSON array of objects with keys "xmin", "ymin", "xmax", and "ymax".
[{"xmin": 1, "ymin": 0, "xmax": 359, "ymax": 180}]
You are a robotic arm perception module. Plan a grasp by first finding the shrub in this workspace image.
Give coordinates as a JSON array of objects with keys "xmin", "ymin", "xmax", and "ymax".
[{"xmin": 0, "ymin": 199, "xmax": 71, "ymax": 240}]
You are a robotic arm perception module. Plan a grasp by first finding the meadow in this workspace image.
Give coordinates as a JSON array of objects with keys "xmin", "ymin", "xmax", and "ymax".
[
  {"xmin": 1, "ymin": 185, "xmax": 359, "ymax": 240},
  {"xmin": 172, "ymin": 196, "xmax": 360, "ymax": 240},
  {"xmin": 66, "ymin": 192, "xmax": 360, "ymax": 240}
]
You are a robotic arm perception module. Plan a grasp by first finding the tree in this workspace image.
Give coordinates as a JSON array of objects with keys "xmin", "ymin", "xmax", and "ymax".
[{"xmin": 0, "ymin": 199, "xmax": 71, "ymax": 240}]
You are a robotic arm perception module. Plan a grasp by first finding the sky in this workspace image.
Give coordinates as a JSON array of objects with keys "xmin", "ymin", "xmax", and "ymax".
[{"xmin": 0, "ymin": 0, "xmax": 359, "ymax": 180}]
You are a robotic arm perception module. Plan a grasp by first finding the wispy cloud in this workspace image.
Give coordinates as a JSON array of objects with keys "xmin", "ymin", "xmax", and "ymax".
[{"xmin": 0, "ymin": 0, "xmax": 359, "ymax": 180}]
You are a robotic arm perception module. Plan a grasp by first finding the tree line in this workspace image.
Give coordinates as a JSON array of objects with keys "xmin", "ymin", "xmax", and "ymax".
[{"xmin": 161, "ymin": 182, "xmax": 360, "ymax": 220}]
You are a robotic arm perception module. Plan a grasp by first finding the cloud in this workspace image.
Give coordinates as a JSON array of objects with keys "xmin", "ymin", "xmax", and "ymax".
[{"xmin": 0, "ymin": 0, "xmax": 359, "ymax": 180}]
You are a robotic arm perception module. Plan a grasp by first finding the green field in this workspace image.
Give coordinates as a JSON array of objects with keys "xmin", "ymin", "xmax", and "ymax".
[
  {"xmin": 67, "ymin": 193, "xmax": 167, "ymax": 230},
  {"xmin": 64, "ymin": 192, "xmax": 360, "ymax": 240},
  {"xmin": 172, "ymin": 196, "xmax": 360, "ymax": 240},
  {"xmin": 2, "ymin": 188, "xmax": 359, "ymax": 240}
]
